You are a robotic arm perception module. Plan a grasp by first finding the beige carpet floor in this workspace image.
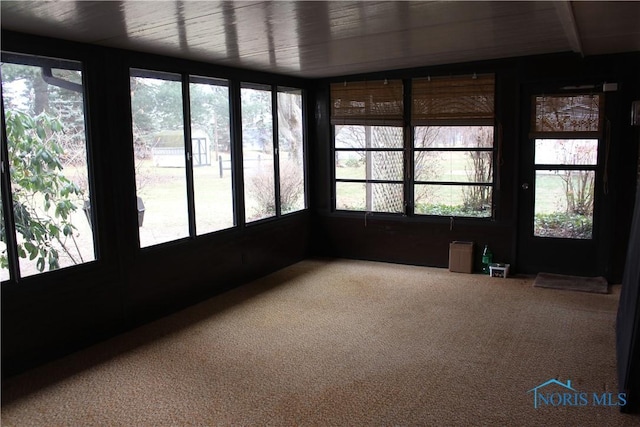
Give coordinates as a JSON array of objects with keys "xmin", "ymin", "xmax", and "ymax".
[{"xmin": 2, "ymin": 258, "xmax": 638, "ymax": 426}]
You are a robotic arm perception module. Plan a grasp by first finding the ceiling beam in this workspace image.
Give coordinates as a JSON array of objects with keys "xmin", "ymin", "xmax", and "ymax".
[{"xmin": 554, "ymin": 1, "xmax": 583, "ymax": 56}]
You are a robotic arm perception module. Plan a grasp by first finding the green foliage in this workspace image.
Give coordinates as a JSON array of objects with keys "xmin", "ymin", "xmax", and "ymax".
[
  {"xmin": 534, "ymin": 212, "xmax": 592, "ymax": 239},
  {"xmin": 415, "ymin": 203, "xmax": 491, "ymax": 218},
  {"xmin": 1, "ymin": 110, "xmax": 84, "ymax": 272}
]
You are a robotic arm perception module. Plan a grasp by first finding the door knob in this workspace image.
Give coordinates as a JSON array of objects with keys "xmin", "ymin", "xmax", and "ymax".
[{"xmin": 521, "ymin": 183, "xmax": 529, "ymax": 190}]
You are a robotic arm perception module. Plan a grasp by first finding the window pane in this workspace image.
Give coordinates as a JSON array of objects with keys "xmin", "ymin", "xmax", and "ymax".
[
  {"xmin": 335, "ymin": 151, "xmax": 403, "ymax": 181},
  {"xmin": 534, "ymin": 139, "xmax": 598, "ymax": 165},
  {"xmin": 1, "ymin": 58, "xmax": 96, "ymax": 277},
  {"xmin": 414, "ymin": 126, "xmax": 493, "ymax": 148},
  {"xmin": 336, "ymin": 182, "xmax": 365, "ymax": 211},
  {"xmin": 242, "ymin": 85, "xmax": 274, "ymax": 222},
  {"xmin": 335, "ymin": 151, "xmax": 364, "ymax": 180},
  {"xmin": 189, "ymin": 78, "xmax": 234, "ymax": 234},
  {"xmin": 336, "ymin": 182, "xmax": 404, "ymax": 213},
  {"xmin": 415, "ymin": 184, "xmax": 492, "ymax": 217},
  {"xmin": 277, "ymin": 89, "xmax": 305, "ymax": 214},
  {"xmin": 0, "ymin": 190, "xmax": 8, "ymax": 281},
  {"xmin": 413, "ymin": 124, "xmax": 494, "ymax": 218},
  {"xmin": 335, "ymin": 125, "xmax": 402, "ymax": 148},
  {"xmin": 534, "ymin": 95, "xmax": 601, "ymax": 133},
  {"xmin": 131, "ymin": 71, "xmax": 189, "ymax": 247},
  {"xmin": 415, "ymin": 151, "xmax": 492, "ymax": 182},
  {"xmin": 534, "ymin": 170, "xmax": 593, "ymax": 239}
]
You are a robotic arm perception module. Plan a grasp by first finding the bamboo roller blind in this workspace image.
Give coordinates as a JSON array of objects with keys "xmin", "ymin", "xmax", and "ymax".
[
  {"xmin": 330, "ymin": 80, "xmax": 404, "ymax": 125},
  {"xmin": 412, "ymin": 74, "xmax": 495, "ymax": 124},
  {"xmin": 532, "ymin": 94, "xmax": 603, "ymax": 134}
]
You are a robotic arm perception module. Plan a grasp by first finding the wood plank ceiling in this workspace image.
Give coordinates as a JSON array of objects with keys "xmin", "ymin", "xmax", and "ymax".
[{"xmin": 1, "ymin": 1, "xmax": 639, "ymax": 78}]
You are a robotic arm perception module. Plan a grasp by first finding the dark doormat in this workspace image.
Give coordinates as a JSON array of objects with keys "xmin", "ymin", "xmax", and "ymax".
[{"xmin": 533, "ymin": 272, "xmax": 609, "ymax": 294}]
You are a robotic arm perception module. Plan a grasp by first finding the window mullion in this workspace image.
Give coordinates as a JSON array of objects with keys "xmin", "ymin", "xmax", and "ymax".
[
  {"xmin": 230, "ymin": 81, "xmax": 244, "ymax": 228},
  {"xmin": 182, "ymin": 74, "xmax": 196, "ymax": 237},
  {"xmin": 414, "ymin": 147, "xmax": 494, "ymax": 152},
  {"xmin": 0, "ymin": 101, "xmax": 21, "ymax": 281},
  {"xmin": 404, "ymin": 78, "xmax": 413, "ymax": 216},
  {"xmin": 273, "ymin": 86, "xmax": 281, "ymax": 217}
]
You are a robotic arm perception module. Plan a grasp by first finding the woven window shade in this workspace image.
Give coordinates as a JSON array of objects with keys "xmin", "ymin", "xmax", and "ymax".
[
  {"xmin": 412, "ymin": 74, "xmax": 495, "ymax": 124},
  {"xmin": 330, "ymin": 80, "xmax": 403, "ymax": 125},
  {"xmin": 532, "ymin": 94, "xmax": 603, "ymax": 133}
]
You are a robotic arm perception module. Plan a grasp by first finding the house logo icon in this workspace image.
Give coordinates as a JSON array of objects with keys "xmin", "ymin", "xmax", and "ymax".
[
  {"xmin": 527, "ymin": 379, "xmax": 577, "ymax": 409},
  {"xmin": 527, "ymin": 378, "xmax": 627, "ymax": 408}
]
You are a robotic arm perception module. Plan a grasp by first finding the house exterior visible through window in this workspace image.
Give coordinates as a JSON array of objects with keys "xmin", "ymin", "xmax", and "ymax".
[
  {"xmin": 130, "ymin": 70, "xmax": 307, "ymax": 248},
  {"xmin": 330, "ymin": 74, "xmax": 496, "ymax": 218},
  {"xmin": 131, "ymin": 69, "xmax": 191, "ymax": 247},
  {"xmin": 189, "ymin": 76, "xmax": 235, "ymax": 235},
  {"xmin": 1, "ymin": 53, "xmax": 97, "ymax": 280}
]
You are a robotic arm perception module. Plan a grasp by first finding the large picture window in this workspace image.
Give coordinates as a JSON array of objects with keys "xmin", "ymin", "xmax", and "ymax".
[
  {"xmin": 242, "ymin": 84, "xmax": 306, "ymax": 223},
  {"xmin": 1, "ymin": 53, "xmax": 96, "ymax": 280},
  {"xmin": 130, "ymin": 70, "xmax": 236, "ymax": 248},
  {"xmin": 131, "ymin": 71, "xmax": 306, "ymax": 247},
  {"xmin": 330, "ymin": 74, "xmax": 495, "ymax": 218}
]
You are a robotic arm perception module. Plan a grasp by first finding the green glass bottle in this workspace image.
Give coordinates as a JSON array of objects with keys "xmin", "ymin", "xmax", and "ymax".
[{"xmin": 482, "ymin": 245, "xmax": 493, "ymax": 274}]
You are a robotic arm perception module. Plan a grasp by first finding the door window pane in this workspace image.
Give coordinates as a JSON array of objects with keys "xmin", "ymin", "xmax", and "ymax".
[
  {"xmin": 189, "ymin": 77, "xmax": 234, "ymax": 234},
  {"xmin": 535, "ymin": 139, "xmax": 598, "ymax": 165},
  {"xmin": 534, "ymin": 170, "xmax": 594, "ymax": 239},
  {"xmin": 1, "ymin": 57, "xmax": 96, "ymax": 277},
  {"xmin": 277, "ymin": 89, "xmax": 305, "ymax": 214},
  {"xmin": 131, "ymin": 71, "xmax": 189, "ymax": 247},
  {"xmin": 242, "ymin": 85, "xmax": 274, "ymax": 222},
  {"xmin": 534, "ymin": 95, "xmax": 602, "ymax": 133}
]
